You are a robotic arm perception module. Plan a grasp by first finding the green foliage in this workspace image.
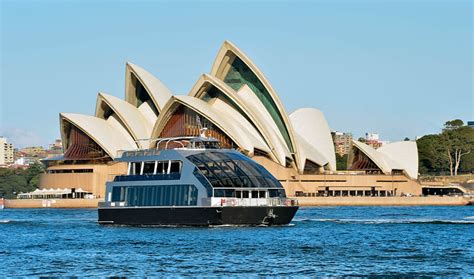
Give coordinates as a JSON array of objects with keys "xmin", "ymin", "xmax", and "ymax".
[
  {"xmin": 444, "ymin": 119, "xmax": 464, "ymax": 130},
  {"xmin": 0, "ymin": 163, "xmax": 44, "ymax": 198},
  {"xmin": 417, "ymin": 120, "xmax": 474, "ymax": 175},
  {"xmin": 460, "ymin": 152, "xmax": 474, "ymax": 172},
  {"xmin": 336, "ymin": 154, "xmax": 348, "ymax": 170}
]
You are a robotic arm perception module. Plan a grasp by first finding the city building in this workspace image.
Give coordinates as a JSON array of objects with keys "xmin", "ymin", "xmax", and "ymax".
[
  {"xmin": 0, "ymin": 137, "xmax": 14, "ymax": 166},
  {"xmin": 48, "ymin": 139, "xmax": 63, "ymax": 151},
  {"xmin": 39, "ymin": 41, "xmax": 422, "ymax": 198},
  {"xmin": 332, "ymin": 132, "xmax": 352, "ymax": 156},
  {"xmin": 20, "ymin": 146, "xmax": 46, "ymax": 156},
  {"xmin": 365, "ymin": 132, "xmax": 383, "ymax": 149},
  {"xmin": 468, "ymin": 121, "xmax": 474, "ymax": 128}
]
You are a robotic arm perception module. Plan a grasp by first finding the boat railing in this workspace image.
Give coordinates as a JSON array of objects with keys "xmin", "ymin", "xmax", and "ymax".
[
  {"xmin": 107, "ymin": 173, "xmax": 182, "ymax": 182},
  {"xmin": 209, "ymin": 197, "xmax": 298, "ymax": 207}
]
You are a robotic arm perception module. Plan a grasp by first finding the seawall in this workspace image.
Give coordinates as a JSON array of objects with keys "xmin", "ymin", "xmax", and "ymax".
[
  {"xmin": 4, "ymin": 199, "xmax": 101, "ymax": 208},
  {"xmin": 295, "ymin": 196, "xmax": 471, "ymax": 206},
  {"xmin": 3, "ymin": 196, "xmax": 471, "ymax": 208}
]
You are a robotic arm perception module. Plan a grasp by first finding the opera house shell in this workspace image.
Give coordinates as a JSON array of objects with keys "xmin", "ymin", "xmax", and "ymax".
[{"xmin": 40, "ymin": 41, "xmax": 422, "ymax": 198}]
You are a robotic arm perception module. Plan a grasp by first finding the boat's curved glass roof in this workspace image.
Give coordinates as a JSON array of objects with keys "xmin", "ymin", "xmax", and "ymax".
[{"xmin": 187, "ymin": 151, "xmax": 283, "ymax": 189}]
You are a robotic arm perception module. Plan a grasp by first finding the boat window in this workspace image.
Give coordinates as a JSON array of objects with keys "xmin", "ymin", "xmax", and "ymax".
[
  {"xmin": 143, "ymin": 161, "xmax": 155, "ymax": 175},
  {"xmin": 251, "ymin": 191, "xmax": 258, "ymax": 198},
  {"xmin": 170, "ymin": 161, "xmax": 181, "ymax": 174},
  {"xmin": 268, "ymin": 189, "xmax": 286, "ymax": 198},
  {"xmin": 186, "ymin": 151, "xmax": 284, "ymax": 189},
  {"xmin": 111, "ymin": 186, "xmax": 124, "ymax": 202},
  {"xmin": 157, "ymin": 161, "xmax": 168, "ymax": 174},
  {"xmin": 214, "ymin": 189, "xmax": 236, "ymax": 197},
  {"xmin": 131, "ymin": 162, "xmax": 142, "ymax": 175},
  {"xmin": 242, "ymin": 191, "xmax": 249, "ymax": 198},
  {"xmin": 236, "ymin": 190, "xmax": 242, "ymax": 198},
  {"xmin": 259, "ymin": 191, "xmax": 266, "ymax": 198},
  {"xmin": 111, "ymin": 185, "xmax": 198, "ymax": 206},
  {"xmin": 192, "ymin": 167, "xmax": 213, "ymax": 196}
]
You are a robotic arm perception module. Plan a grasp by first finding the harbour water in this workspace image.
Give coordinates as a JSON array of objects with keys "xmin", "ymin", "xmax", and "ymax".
[{"xmin": 1, "ymin": 206, "xmax": 473, "ymax": 277}]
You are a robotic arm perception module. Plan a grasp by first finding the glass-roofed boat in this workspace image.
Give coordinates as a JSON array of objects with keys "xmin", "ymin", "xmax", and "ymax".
[{"xmin": 98, "ymin": 134, "xmax": 298, "ymax": 226}]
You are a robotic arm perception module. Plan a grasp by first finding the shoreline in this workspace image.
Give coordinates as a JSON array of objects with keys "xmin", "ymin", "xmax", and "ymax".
[
  {"xmin": 296, "ymin": 196, "xmax": 472, "ymax": 206},
  {"xmin": 2, "ymin": 196, "xmax": 471, "ymax": 208}
]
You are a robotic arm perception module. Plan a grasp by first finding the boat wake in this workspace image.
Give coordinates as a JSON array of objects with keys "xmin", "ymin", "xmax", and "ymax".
[
  {"xmin": 0, "ymin": 220, "xmax": 11, "ymax": 224},
  {"xmin": 292, "ymin": 218, "xmax": 474, "ymax": 225}
]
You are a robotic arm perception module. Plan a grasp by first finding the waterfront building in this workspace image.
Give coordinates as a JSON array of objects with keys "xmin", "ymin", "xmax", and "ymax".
[
  {"xmin": 468, "ymin": 121, "xmax": 474, "ymax": 128},
  {"xmin": 48, "ymin": 139, "xmax": 63, "ymax": 151},
  {"xmin": 20, "ymin": 146, "xmax": 46, "ymax": 156},
  {"xmin": 332, "ymin": 132, "xmax": 352, "ymax": 156},
  {"xmin": 39, "ymin": 41, "xmax": 422, "ymax": 198},
  {"xmin": 0, "ymin": 137, "xmax": 14, "ymax": 166},
  {"xmin": 365, "ymin": 132, "xmax": 383, "ymax": 149}
]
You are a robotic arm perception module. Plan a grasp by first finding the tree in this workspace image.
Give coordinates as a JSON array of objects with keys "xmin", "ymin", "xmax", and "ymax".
[
  {"xmin": 441, "ymin": 120, "xmax": 474, "ymax": 176},
  {"xmin": 336, "ymin": 154, "xmax": 348, "ymax": 170},
  {"xmin": 404, "ymin": 137, "xmax": 410, "ymax": 141},
  {"xmin": 0, "ymin": 163, "xmax": 44, "ymax": 198},
  {"xmin": 417, "ymin": 134, "xmax": 446, "ymax": 174},
  {"xmin": 25, "ymin": 162, "xmax": 44, "ymax": 186},
  {"xmin": 444, "ymin": 119, "xmax": 464, "ymax": 130}
]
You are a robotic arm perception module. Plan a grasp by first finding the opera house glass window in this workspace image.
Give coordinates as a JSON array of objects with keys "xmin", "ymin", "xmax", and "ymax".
[
  {"xmin": 159, "ymin": 106, "xmax": 236, "ymax": 149},
  {"xmin": 63, "ymin": 124, "xmax": 108, "ymax": 160},
  {"xmin": 223, "ymin": 56, "xmax": 293, "ymax": 152}
]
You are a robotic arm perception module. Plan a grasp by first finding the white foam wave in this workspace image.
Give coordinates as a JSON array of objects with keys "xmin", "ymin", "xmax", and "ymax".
[{"xmin": 291, "ymin": 218, "xmax": 474, "ymax": 224}]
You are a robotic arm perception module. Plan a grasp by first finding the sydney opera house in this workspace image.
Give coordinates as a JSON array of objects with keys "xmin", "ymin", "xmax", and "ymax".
[{"xmin": 40, "ymin": 41, "xmax": 421, "ymax": 198}]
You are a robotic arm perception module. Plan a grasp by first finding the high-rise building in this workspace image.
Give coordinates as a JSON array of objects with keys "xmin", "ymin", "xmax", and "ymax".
[
  {"xmin": 0, "ymin": 137, "xmax": 14, "ymax": 166},
  {"xmin": 332, "ymin": 132, "xmax": 352, "ymax": 156}
]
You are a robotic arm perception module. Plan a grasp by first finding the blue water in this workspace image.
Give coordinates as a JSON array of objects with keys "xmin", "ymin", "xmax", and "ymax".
[{"xmin": 1, "ymin": 207, "xmax": 473, "ymax": 277}]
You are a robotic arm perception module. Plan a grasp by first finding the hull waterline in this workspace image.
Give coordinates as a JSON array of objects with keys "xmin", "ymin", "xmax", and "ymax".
[{"xmin": 98, "ymin": 206, "xmax": 298, "ymax": 226}]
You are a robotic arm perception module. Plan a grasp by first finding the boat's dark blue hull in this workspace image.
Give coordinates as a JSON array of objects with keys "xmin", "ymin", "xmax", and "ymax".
[{"xmin": 98, "ymin": 206, "xmax": 298, "ymax": 226}]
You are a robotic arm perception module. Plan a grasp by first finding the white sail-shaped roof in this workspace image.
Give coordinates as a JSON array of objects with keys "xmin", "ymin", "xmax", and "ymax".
[
  {"xmin": 151, "ymin": 96, "xmax": 270, "ymax": 155},
  {"xmin": 235, "ymin": 85, "xmax": 293, "ymax": 165},
  {"xmin": 351, "ymin": 140, "xmax": 392, "ymax": 175},
  {"xmin": 289, "ymin": 108, "xmax": 337, "ymax": 172},
  {"xmin": 378, "ymin": 141, "xmax": 419, "ymax": 179},
  {"xmin": 351, "ymin": 140, "xmax": 418, "ymax": 179},
  {"xmin": 95, "ymin": 92, "xmax": 152, "ymax": 148},
  {"xmin": 295, "ymin": 134, "xmax": 330, "ymax": 170},
  {"xmin": 188, "ymin": 74, "xmax": 280, "ymax": 160},
  {"xmin": 125, "ymin": 62, "xmax": 172, "ymax": 112},
  {"xmin": 210, "ymin": 40, "xmax": 300, "ymax": 165},
  {"xmin": 60, "ymin": 113, "xmax": 138, "ymax": 159}
]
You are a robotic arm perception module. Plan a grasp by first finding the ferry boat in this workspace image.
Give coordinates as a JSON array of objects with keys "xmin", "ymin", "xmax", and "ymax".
[{"xmin": 98, "ymin": 135, "xmax": 298, "ymax": 226}]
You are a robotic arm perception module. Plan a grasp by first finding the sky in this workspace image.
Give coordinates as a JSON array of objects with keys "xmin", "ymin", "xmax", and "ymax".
[{"xmin": 0, "ymin": 0, "xmax": 472, "ymax": 148}]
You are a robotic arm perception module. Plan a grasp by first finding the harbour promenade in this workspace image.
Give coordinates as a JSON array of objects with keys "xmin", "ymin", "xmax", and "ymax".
[
  {"xmin": 296, "ymin": 196, "xmax": 471, "ymax": 206},
  {"xmin": 4, "ymin": 198, "xmax": 100, "ymax": 208},
  {"xmin": 3, "ymin": 196, "xmax": 471, "ymax": 208}
]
